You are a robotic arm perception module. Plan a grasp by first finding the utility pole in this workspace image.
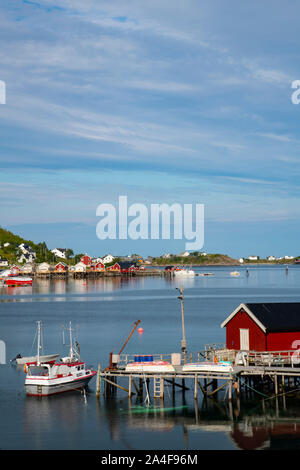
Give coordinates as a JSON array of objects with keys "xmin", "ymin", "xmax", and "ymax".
[{"xmin": 176, "ymin": 286, "xmax": 187, "ymax": 364}]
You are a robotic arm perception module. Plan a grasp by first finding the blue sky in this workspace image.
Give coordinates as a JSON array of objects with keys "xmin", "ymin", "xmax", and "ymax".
[{"xmin": 1, "ymin": 1, "xmax": 300, "ymax": 258}]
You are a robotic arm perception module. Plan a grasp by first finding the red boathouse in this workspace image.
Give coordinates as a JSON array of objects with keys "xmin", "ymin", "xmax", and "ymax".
[{"xmin": 221, "ymin": 303, "xmax": 300, "ymax": 352}]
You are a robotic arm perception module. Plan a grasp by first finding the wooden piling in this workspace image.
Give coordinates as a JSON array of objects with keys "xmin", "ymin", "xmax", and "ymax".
[{"xmin": 96, "ymin": 363, "xmax": 101, "ymax": 398}]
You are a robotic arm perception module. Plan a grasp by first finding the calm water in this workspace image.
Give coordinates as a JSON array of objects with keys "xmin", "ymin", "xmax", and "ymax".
[{"xmin": 1, "ymin": 265, "xmax": 300, "ymax": 450}]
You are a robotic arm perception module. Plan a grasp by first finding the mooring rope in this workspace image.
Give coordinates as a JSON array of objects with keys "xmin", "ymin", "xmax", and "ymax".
[{"xmin": 242, "ymin": 381, "xmax": 269, "ymax": 398}]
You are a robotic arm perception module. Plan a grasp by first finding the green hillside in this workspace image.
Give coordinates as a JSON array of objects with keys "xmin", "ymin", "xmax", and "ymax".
[
  {"xmin": 0, "ymin": 226, "xmax": 68, "ymax": 264},
  {"xmin": 152, "ymin": 252, "xmax": 239, "ymax": 265}
]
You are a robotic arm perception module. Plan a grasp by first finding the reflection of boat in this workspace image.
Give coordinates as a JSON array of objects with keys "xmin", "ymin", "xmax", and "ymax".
[
  {"xmin": 197, "ymin": 272, "xmax": 214, "ymax": 277},
  {"xmin": 230, "ymin": 271, "xmax": 240, "ymax": 277},
  {"xmin": 174, "ymin": 269, "xmax": 195, "ymax": 277},
  {"xmin": 182, "ymin": 361, "xmax": 233, "ymax": 373},
  {"xmin": 25, "ymin": 322, "xmax": 96, "ymax": 396},
  {"xmin": 14, "ymin": 321, "xmax": 59, "ymax": 366}
]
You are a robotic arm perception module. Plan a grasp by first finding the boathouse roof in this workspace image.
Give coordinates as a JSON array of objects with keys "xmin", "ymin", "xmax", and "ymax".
[{"xmin": 221, "ymin": 302, "xmax": 300, "ymax": 333}]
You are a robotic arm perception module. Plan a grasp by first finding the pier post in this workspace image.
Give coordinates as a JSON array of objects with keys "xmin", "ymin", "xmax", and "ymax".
[
  {"xmin": 160, "ymin": 377, "xmax": 164, "ymax": 399},
  {"xmin": 128, "ymin": 376, "xmax": 132, "ymax": 398},
  {"xmin": 139, "ymin": 378, "xmax": 143, "ymax": 397},
  {"xmin": 96, "ymin": 363, "xmax": 101, "ymax": 398},
  {"xmin": 228, "ymin": 380, "xmax": 232, "ymax": 401},
  {"xmin": 194, "ymin": 374, "xmax": 198, "ymax": 400}
]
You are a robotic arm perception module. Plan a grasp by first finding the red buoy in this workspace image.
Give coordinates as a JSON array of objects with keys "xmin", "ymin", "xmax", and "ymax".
[{"xmin": 138, "ymin": 327, "xmax": 143, "ymax": 334}]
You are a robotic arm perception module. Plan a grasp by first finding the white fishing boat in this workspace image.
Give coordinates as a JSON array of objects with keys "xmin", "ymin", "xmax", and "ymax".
[
  {"xmin": 182, "ymin": 361, "xmax": 233, "ymax": 373},
  {"xmin": 25, "ymin": 322, "xmax": 96, "ymax": 396},
  {"xmin": 14, "ymin": 321, "xmax": 59, "ymax": 366},
  {"xmin": 174, "ymin": 269, "xmax": 195, "ymax": 277}
]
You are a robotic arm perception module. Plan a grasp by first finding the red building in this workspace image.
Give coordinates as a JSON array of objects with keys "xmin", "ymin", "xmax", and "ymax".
[
  {"xmin": 80, "ymin": 255, "xmax": 92, "ymax": 266},
  {"xmin": 221, "ymin": 303, "xmax": 300, "ymax": 352},
  {"xmin": 106, "ymin": 263, "xmax": 121, "ymax": 272},
  {"xmin": 91, "ymin": 262, "xmax": 105, "ymax": 272},
  {"xmin": 55, "ymin": 262, "xmax": 68, "ymax": 272}
]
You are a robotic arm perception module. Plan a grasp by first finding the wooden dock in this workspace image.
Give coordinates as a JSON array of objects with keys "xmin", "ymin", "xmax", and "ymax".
[{"xmin": 95, "ymin": 349, "xmax": 300, "ymax": 404}]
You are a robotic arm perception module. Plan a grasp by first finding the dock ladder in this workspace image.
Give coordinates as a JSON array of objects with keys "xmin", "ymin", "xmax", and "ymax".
[{"xmin": 153, "ymin": 377, "xmax": 164, "ymax": 398}]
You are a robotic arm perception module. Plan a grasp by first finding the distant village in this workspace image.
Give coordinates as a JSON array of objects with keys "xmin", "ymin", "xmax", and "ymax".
[{"xmin": 0, "ymin": 240, "xmax": 299, "ymax": 276}]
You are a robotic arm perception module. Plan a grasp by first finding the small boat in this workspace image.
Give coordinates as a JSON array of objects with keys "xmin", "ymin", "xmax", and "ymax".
[
  {"xmin": 174, "ymin": 269, "xmax": 195, "ymax": 277},
  {"xmin": 16, "ymin": 353, "xmax": 59, "ymax": 366},
  {"xmin": 14, "ymin": 321, "xmax": 59, "ymax": 366},
  {"xmin": 230, "ymin": 271, "xmax": 240, "ymax": 277},
  {"xmin": 125, "ymin": 358, "xmax": 175, "ymax": 373},
  {"xmin": 5, "ymin": 276, "xmax": 33, "ymax": 286},
  {"xmin": 182, "ymin": 361, "xmax": 233, "ymax": 373},
  {"xmin": 25, "ymin": 322, "xmax": 96, "ymax": 396},
  {"xmin": 0, "ymin": 269, "xmax": 12, "ymax": 280}
]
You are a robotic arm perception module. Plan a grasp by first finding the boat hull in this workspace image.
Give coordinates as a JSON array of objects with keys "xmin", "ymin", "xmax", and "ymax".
[
  {"xmin": 125, "ymin": 361, "xmax": 175, "ymax": 373},
  {"xmin": 25, "ymin": 371, "xmax": 96, "ymax": 396},
  {"xmin": 5, "ymin": 277, "xmax": 32, "ymax": 286},
  {"xmin": 182, "ymin": 362, "xmax": 233, "ymax": 373}
]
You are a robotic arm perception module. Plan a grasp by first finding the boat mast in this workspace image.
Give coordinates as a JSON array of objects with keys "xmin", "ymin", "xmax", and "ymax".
[
  {"xmin": 69, "ymin": 321, "xmax": 73, "ymax": 360},
  {"xmin": 37, "ymin": 321, "xmax": 41, "ymax": 366}
]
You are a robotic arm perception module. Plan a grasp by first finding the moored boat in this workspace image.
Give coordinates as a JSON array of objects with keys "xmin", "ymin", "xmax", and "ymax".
[
  {"xmin": 174, "ymin": 269, "xmax": 195, "ymax": 277},
  {"xmin": 24, "ymin": 321, "xmax": 96, "ymax": 396},
  {"xmin": 5, "ymin": 276, "xmax": 33, "ymax": 286},
  {"xmin": 16, "ymin": 353, "xmax": 59, "ymax": 366},
  {"xmin": 12, "ymin": 321, "xmax": 59, "ymax": 366},
  {"xmin": 125, "ymin": 356, "xmax": 175, "ymax": 373},
  {"xmin": 230, "ymin": 271, "xmax": 240, "ymax": 277},
  {"xmin": 182, "ymin": 361, "xmax": 233, "ymax": 373}
]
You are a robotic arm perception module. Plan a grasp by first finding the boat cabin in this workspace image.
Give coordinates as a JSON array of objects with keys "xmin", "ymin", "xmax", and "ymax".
[{"xmin": 221, "ymin": 302, "xmax": 300, "ymax": 352}]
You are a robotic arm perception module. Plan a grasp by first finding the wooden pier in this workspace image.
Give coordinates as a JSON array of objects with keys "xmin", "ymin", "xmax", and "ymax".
[{"xmin": 95, "ymin": 349, "xmax": 300, "ymax": 405}]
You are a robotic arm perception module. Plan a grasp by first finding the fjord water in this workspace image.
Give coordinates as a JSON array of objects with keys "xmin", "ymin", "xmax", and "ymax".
[{"xmin": 1, "ymin": 265, "xmax": 300, "ymax": 450}]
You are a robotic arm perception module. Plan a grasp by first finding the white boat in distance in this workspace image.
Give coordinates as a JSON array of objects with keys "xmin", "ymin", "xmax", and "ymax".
[
  {"xmin": 174, "ymin": 269, "xmax": 195, "ymax": 277},
  {"xmin": 14, "ymin": 321, "xmax": 59, "ymax": 366},
  {"xmin": 182, "ymin": 361, "xmax": 233, "ymax": 373},
  {"xmin": 25, "ymin": 321, "xmax": 96, "ymax": 396},
  {"xmin": 230, "ymin": 271, "xmax": 240, "ymax": 277}
]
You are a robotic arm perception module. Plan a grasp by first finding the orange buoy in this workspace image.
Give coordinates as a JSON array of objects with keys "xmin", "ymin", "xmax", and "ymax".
[
  {"xmin": 214, "ymin": 356, "xmax": 218, "ymax": 363},
  {"xmin": 138, "ymin": 327, "xmax": 143, "ymax": 334}
]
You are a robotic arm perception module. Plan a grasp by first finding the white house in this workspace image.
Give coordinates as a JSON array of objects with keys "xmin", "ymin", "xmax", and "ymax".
[
  {"xmin": 21, "ymin": 263, "xmax": 35, "ymax": 274},
  {"xmin": 51, "ymin": 248, "xmax": 67, "ymax": 259},
  {"xmin": 103, "ymin": 254, "xmax": 115, "ymax": 264},
  {"xmin": 267, "ymin": 256, "xmax": 276, "ymax": 261},
  {"xmin": 239, "ymin": 258, "xmax": 244, "ymax": 263},
  {"xmin": 18, "ymin": 243, "xmax": 36, "ymax": 262},
  {"xmin": 162, "ymin": 253, "xmax": 171, "ymax": 259},
  {"xmin": 74, "ymin": 262, "xmax": 86, "ymax": 272},
  {"xmin": 180, "ymin": 251, "xmax": 190, "ymax": 257},
  {"xmin": 0, "ymin": 258, "xmax": 9, "ymax": 267},
  {"xmin": 37, "ymin": 262, "xmax": 51, "ymax": 273},
  {"xmin": 248, "ymin": 256, "xmax": 259, "ymax": 261},
  {"xmin": 18, "ymin": 252, "xmax": 36, "ymax": 264},
  {"xmin": 3, "ymin": 242, "xmax": 10, "ymax": 247},
  {"xmin": 284, "ymin": 256, "xmax": 294, "ymax": 260}
]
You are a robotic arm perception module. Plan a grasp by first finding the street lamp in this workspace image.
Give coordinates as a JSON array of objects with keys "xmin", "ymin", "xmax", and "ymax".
[{"xmin": 176, "ymin": 286, "xmax": 187, "ymax": 364}]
